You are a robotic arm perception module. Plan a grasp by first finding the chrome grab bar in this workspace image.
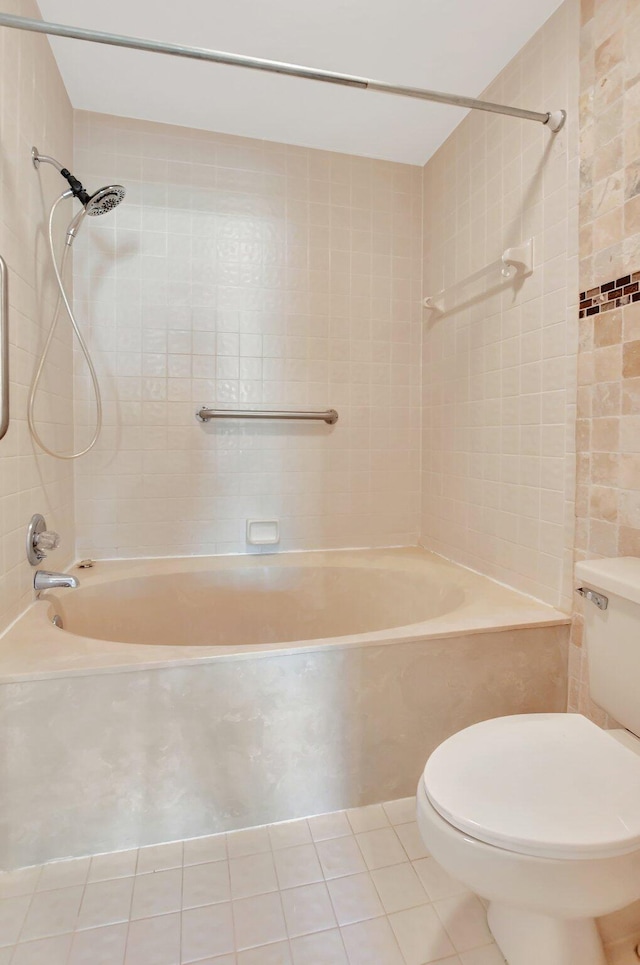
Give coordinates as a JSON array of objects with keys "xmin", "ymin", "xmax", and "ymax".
[
  {"xmin": 0, "ymin": 256, "xmax": 8, "ymax": 441},
  {"xmin": 196, "ymin": 407, "xmax": 339, "ymax": 425}
]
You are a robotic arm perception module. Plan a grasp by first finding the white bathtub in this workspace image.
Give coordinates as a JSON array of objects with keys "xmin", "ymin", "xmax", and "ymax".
[{"xmin": 0, "ymin": 548, "xmax": 570, "ymax": 868}]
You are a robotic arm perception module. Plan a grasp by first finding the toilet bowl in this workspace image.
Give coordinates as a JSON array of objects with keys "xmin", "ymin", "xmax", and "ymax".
[{"xmin": 416, "ymin": 713, "xmax": 640, "ymax": 965}]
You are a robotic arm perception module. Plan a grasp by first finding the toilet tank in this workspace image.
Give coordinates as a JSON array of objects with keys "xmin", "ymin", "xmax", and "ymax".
[{"xmin": 575, "ymin": 557, "xmax": 640, "ymax": 736}]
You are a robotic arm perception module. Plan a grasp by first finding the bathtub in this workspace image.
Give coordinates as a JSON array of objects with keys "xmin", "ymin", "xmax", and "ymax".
[{"xmin": 0, "ymin": 548, "xmax": 570, "ymax": 868}]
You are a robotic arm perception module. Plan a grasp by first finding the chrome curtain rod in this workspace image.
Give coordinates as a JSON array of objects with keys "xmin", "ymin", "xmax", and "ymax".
[{"xmin": 0, "ymin": 13, "xmax": 566, "ymax": 132}]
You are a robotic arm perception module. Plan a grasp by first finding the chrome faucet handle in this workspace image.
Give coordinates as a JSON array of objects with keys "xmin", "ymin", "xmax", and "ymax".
[
  {"xmin": 26, "ymin": 513, "xmax": 61, "ymax": 565},
  {"xmin": 34, "ymin": 530, "xmax": 60, "ymax": 553}
]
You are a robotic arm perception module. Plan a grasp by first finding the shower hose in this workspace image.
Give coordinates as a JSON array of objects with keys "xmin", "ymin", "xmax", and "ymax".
[{"xmin": 27, "ymin": 193, "xmax": 102, "ymax": 459}]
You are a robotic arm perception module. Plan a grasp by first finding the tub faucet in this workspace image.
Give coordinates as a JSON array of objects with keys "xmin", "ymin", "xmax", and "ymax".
[{"xmin": 34, "ymin": 570, "xmax": 80, "ymax": 592}]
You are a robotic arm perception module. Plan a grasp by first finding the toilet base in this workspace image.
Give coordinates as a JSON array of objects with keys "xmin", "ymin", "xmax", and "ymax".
[{"xmin": 487, "ymin": 901, "xmax": 607, "ymax": 965}]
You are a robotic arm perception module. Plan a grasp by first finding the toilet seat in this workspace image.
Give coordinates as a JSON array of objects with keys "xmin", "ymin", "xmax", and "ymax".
[{"xmin": 423, "ymin": 713, "xmax": 640, "ymax": 860}]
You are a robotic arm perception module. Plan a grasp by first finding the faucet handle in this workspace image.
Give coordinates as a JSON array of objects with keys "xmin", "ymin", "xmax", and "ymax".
[{"xmin": 34, "ymin": 530, "xmax": 61, "ymax": 553}]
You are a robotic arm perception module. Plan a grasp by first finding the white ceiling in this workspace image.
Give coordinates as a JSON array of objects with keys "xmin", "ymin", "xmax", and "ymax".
[{"xmin": 37, "ymin": 0, "xmax": 565, "ymax": 165}]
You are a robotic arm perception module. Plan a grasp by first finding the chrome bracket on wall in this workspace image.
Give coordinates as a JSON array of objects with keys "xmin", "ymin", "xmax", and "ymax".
[{"xmin": 576, "ymin": 587, "xmax": 608, "ymax": 611}]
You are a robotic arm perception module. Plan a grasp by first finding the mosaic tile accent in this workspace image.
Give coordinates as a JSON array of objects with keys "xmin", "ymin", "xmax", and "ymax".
[{"xmin": 579, "ymin": 273, "xmax": 640, "ymax": 318}]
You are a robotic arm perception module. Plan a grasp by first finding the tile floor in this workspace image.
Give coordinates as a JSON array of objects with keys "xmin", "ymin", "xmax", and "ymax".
[{"xmin": 0, "ymin": 798, "xmax": 632, "ymax": 965}]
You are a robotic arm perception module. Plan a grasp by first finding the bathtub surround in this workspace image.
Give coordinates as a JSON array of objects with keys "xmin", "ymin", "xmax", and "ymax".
[
  {"xmin": 420, "ymin": 0, "xmax": 580, "ymax": 610},
  {"xmin": 570, "ymin": 0, "xmax": 640, "ymax": 724},
  {"xmin": 71, "ymin": 112, "xmax": 423, "ymax": 560},
  {"xmin": 0, "ymin": 0, "xmax": 75, "ymax": 634}
]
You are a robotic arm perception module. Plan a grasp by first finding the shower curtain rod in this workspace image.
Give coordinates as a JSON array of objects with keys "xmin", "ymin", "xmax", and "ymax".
[{"xmin": 0, "ymin": 12, "xmax": 567, "ymax": 133}]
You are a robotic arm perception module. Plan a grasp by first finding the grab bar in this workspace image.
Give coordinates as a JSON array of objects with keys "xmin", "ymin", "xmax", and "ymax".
[
  {"xmin": 0, "ymin": 256, "xmax": 8, "ymax": 441},
  {"xmin": 196, "ymin": 407, "xmax": 339, "ymax": 425}
]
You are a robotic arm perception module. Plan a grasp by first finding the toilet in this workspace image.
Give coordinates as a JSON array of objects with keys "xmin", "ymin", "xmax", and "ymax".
[{"xmin": 416, "ymin": 557, "xmax": 640, "ymax": 965}]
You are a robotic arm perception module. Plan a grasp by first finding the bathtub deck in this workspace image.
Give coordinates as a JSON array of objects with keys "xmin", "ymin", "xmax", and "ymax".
[{"xmin": 0, "ymin": 798, "xmax": 632, "ymax": 965}]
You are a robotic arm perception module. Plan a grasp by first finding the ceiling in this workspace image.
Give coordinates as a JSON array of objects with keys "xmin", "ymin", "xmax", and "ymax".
[{"xmin": 36, "ymin": 0, "xmax": 565, "ymax": 165}]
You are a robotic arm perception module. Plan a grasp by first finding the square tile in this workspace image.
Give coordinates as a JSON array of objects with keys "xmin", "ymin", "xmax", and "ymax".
[
  {"xmin": 269, "ymin": 820, "xmax": 313, "ymax": 851},
  {"xmin": 237, "ymin": 940, "xmax": 293, "ymax": 964},
  {"xmin": 130, "ymin": 868, "xmax": 182, "ymax": 919},
  {"xmin": 315, "ymin": 836, "xmax": 366, "ymax": 879},
  {"xmin": 136, "ymin": 842, "xmax": 183, "ymax": 875},
  {"xmin": 281, "ymin": 882, "xmax": 336, "ymax": 938},
  {"xmin": 434, "ymin": 894, "xmax": 493, "ymax": 953},
  {"xmin": 88, "ymin": 850, "xmax": 138, "ymax": 883},
  {"xmin": 125, "ymin": 912, "xmax": 181, "ymax": 965},
  {"xmin": 460, "ymin": 946, "xmax": 506, "ymax": 965},
  {"xmin": 183, "ymin": 860, "xmax": 230, "ymax": 908},
  {"xmin": 183, "ymin": 834, "xmax": 227, "ymax": 867},
  {"xmin": 389, "ymin": 903, "xmax": 456, "ymax": 965},
  {"xmin": 346, "ymin": 805, "xmax": 390, "ymax": 834},
  {"xmin": 11, "ymin": 933, "xmax": 73, "ymax": 965},
  {"xmin": 227, "ymin": 826, "xmax": 271, "ymax": 859},
  {"xmin": 290, "ymin": 927, "xmax": 348, "ymax": 964},
  {"xmin": 230, "ymin": 851, "xmax": 278, "ymax": 899},
  {"xmin": 356, "ymin": 828, "xmax": 407, "ymax": 870},
  {"xmin": 21, "ymin": 886, "xmax": 84, "ymax": 941},
  {"xmin": 0, "ymin": 894, "xmax": 31, "ymax": 946},
  {"xmin": 341, "ymin": 916, "xmax": 404, "ymax": 965},
  {"xmin": 233, "ymin": 892, "xmax": 287, "ymax": 949},
  {"xmin": 413, "ymin": 857, "xmax": 468, "ymax": 901},
  {"xmin": 181, "ymin": 902, "xmax": 234, "ymax": 962},
  {"xmin": 68, "ymin": 922, "xmax": 128, "ymax": 965},
  {"xmin": 327, "ymin": 873, "xmax": 383, "ymax": 926},
  {"xmin": 274, "ymin": 845, "xmax": 323, "ymax": 890},
  {"xmin": 382, "ymin": 798, "xmax": 417, "ymax": 827},
  {"xmin": 371, "ymin": 862, "xmax": 428, "ymax": 914},
  {"xmin": 307, "ymin": 812, "xmax": 351, "ymax": 841},
  {"xmin": 37, "ymin": 858, "xmax": 90, "ymax": 892},
  {"xmin": 395, "ymin": 822, "xmax": 429, "ymax": 860},
  {"xmin": 0, "ymin": 867, "xmax": 40, "ymax": 899},
  {"xmin": 77, "ymin": 877, "xmax": 134, "ymax": 929}
]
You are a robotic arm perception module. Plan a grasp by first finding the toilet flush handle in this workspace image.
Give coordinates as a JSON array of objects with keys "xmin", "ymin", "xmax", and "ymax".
[{"xmin": 576, "ymin": 586, "xmax": 608, "ymax": 611}]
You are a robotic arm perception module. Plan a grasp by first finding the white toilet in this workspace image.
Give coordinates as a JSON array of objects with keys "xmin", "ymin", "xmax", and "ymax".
[{"xmin": 416, "ymin": 557, "xmax": 640, "ymax": 965}]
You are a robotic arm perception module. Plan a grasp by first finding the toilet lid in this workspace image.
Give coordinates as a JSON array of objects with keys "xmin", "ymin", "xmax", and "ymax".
[{"xmin": 423, "ymin": 714, "xmax": 640, "ymax": 859}]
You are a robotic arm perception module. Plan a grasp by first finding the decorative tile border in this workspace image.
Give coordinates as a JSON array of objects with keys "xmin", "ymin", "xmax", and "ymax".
[{"xmin": 579, "ymin": 272, "xmax": 640, "ymax": 318}]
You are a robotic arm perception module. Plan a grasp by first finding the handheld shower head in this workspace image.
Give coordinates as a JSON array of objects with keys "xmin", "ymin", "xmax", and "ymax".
[{"xmin": 32, "ymin": 147, "xmax": 125, "ymax": 217}]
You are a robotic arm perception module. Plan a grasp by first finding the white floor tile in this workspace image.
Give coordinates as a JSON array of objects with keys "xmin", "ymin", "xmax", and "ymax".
[
  {"xmin": 0, "ymin": 894, "xmax": 30, "ymax": 946},
  {"xmin": 327, "ymin": 873, "xmax": 384, "ymax": 926},
  {"xmin": 394, "ymin": 822, "xmax": 429, "ymax": 860},
  {"xmin": 290, "ymin": 927, "xmax": 349, "ymax": 964},
  {"xmin": 21, "ymin": 886, "xmax": 84, "ymax": 942},
  {"xmin": 371, "ymin": 862, "xmax": 428, "ymax": 914},
  {"xmin": 88, "ymin": 849, "xmax": 138, "ymax": 883},
  {"xmin": 37, "ymin": 858, "xmax": 90, "ymax": 892},
  {"xmin": 281, "ymin": 882, "xmax": 337, "ymax": 938},
  {"xmin": 307, "ymin": 811, "xmax": 352, "ymax": 842},
  {"xmin": 227, "ymin": 826, "xmax": 271, "ymax": 859},
  {"xmin": 341, "ymin": 916, "xmax": 405, "ymax": 965},
  {"xmin": 382, "ymin": 798, "xmax": 417, "ymax": 827},
  {"xmin": 0, "ymin": 867, "xmax": 40, "ymax": 899},
  {"xmin": 181, "ymin": 902, "xmax": 234, "ymax": 962},
  {"xmin": 183, "ymin": 834, "xmax": 227, "ymax": 867},
  {"xmin": 233, "ymin": 892, "xmax": 287, "ymax": 949},
  {"xmin": 434, "ymin": 894, "xmax": 493, "ymax": 953},
  {"xmin": 10, "ymin": 933, "xmax": 73, "ymax": 965},
  {"xmin": 269, "ymin": 820, "xmax": 313, "ymax": 851},
  {"xmin": 274, "ymin": 844, "xmax": 323, "ymax": 890},
  {"xmin": 412, "ymin": 857, "xmax": 469, "ymax": 901},
  {"xmin": 136, "ymin": 842, "xmax": 183, "ymax": 875},
  {"xmin": 389, "ymin": 903, "xmax": 456, "ymax": 965},
  {"xmin": 182, "ymin": 860, "xmax": 230, "ymax": 908},
  {"xmin": 77, "ymin": 877, "xmax": 134, "ymax": 929},
  {"xmin": 315, "ymin": 836, "xmax": 367, "ymax": 879},
  {"xmin": 230, "ymin": 851, "xmax": 278, "ymax": 899},
  {"xmin": 346, "ymin": 805, "xmax": 390, "ymax": 834},
  {"xmin": 356, "ymin": 828, "xmax": 407, "ymax": 871},
  {"xmin": 460, "ymin": 945, "xmax": 506, "ymax": 964},
  {"xmin": 130, "ymin": 868, "xmax": 182, "ymax": 920},
  {"xmin": 68, "ymin": 922, "xmax": 128, "ymax": 965},
  {"xmin": 0, "ymin": 949, "xmax": 11, "ymax": 965},
  {"xmin": 237, "ymin": 939, "xmax": 293, "ymax": 964},
  {"xmin": 125, "ymin": 911, "xmax": 181, "ymax": 965}
]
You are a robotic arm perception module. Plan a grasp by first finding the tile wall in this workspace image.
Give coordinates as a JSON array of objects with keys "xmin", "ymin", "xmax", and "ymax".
[
  {"xmin": 71, "ymin": 112, "xmax": 423, "ymax": 559},
  {"xmin": 420, "ymin": 0, "xmax": 580, "ymax": 609},
  {"xmin": 0, "ymin": 0, "xmax": 75, "ymax": 633},
  {"xmin": 570, "ymin": 0, "xmax": 640, "ymax": 721}
]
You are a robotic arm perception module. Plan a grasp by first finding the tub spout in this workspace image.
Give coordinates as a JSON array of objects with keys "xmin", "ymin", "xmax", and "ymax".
[{"xmin": 34, "ymin": 570, "xmax": 80, "ymax": 591}]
